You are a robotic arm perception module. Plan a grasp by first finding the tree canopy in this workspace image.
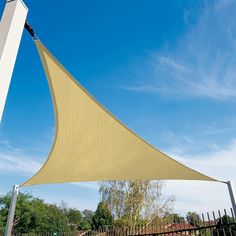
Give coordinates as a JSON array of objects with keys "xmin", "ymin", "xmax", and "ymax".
[
  {"xmin": 99, "ymin": 180, "xmax": 174, "ymax": 226},
  {"xmin": 92, "ymin": 202, "xmax": 113, "ymax": 229},
  {"xmin": 0, "ymin": 180, "xmax": 174, "ymax": 233},
  {"xmin": 0, "ymin": 192, "xmax": 94, "ymax": 234},
  {"xmin": 186, "ymin": 212, "xmax": 202, "ymax": 226}
]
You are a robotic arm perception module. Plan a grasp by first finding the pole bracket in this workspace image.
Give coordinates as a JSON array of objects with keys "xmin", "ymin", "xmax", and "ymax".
[{"xmin": 24, "ymin": 21, "xmax": 38, "ymax": 40}]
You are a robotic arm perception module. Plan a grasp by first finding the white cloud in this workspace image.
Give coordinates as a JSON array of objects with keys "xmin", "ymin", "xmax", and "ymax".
[
  {"xmin": 0, "ymin": 139, "xmax": 101, "ymax": 192},
  {"xmin": 0, "ymin": 136, "xmax": 42, "ymax": 176},
  {"xmin": 0, "ymin": 152, "xmax": 42, "ymax": 176},
  {"xmin": 170, "ymin": 139, "xmax": 236, "ymax": 182},
  {"xmin": 125, "ymin": 0, "xmax": 236, "ymax": 100},
  {"xmin": 162, "ymin": 138, "xmax": 236, "ymax": 215},
  {"xmin": 164, "ymin": 180, "xmax": 231, "ymax": 216}
]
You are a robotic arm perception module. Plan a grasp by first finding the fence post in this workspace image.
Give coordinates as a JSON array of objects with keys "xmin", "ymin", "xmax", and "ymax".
[
  {"xmin": 4, "ymin": 185, "xmax": 19, "ymax": 236},
  {"xmin": 226, "ymin": 181, "xmax": 236, "ymax": 217}
]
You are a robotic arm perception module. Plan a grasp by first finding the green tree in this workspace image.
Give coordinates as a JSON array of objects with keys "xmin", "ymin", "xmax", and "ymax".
[
  {"xmin": 92, "ymin": 202, "xmax": 113, "ymax": 229},
  {"xmin": 66, "ymin": 208, "xmax": 83, "ymax": 231},
  {"xmin": 0, "ymin": 214, "xmax": 4, "ymax": 235},
  {"xmin": 67, "ymin": 208, "xmax": 82, "ymax": 224},
  {"xmin": 186, "ymin": 212, "xmax": 202, "ymax": 226},
  {"xmin": 82, "ymin": 209, "xmax": 94, "ymax": 223},
  {"xmin": 79, "ymin": 220, "xmax": 92, "ymax": 230},
  {"xmin": 0, "ymin": 192, "xmax": 34, "ymax": 233},
  {"xmin": 79, "ymin": 209, "xmax": 94, "ymax": 230},
  {"xmin": 164, "ymin": 213, "xmax": 185, "ymax": 223},
  {"xmin": 214, "ymin": 215, "xmax": 236, "ymax": 236},
  {"xmin": 0, "ymin": 192, "xmax": 69, "ymax": 233},
  {"xmin": 100, "ymin": 180, "xmax": 174, "ymax": 226}
]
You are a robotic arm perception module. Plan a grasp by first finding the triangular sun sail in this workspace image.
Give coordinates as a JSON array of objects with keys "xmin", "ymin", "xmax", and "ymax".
[{"xmin": 22, "ymin": 40, "xmax": 216, "ymax": 186}]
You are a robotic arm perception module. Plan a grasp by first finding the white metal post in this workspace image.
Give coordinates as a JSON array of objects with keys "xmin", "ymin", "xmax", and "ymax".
[
  {"xmin": 0, "ymin": 0, "xmax": 28, "ymax": 123},
  {"xmin": 227, "ymin": 181, "xmax": 236, "ymax": 217},
  {"xmin": 4, "ymin": 185, "xmax": 19, "ymax": 236}
]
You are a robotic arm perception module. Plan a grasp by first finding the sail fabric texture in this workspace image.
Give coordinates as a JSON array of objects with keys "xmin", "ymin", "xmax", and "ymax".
[{"xmin": 22, "ymin": 40, "xmax": 215, "ymax": 186}]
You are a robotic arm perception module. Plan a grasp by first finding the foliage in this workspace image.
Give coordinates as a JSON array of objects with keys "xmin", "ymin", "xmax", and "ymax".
[
  {"xmin": 0, "ymin": 185, "xmax": 175, "ymax": 234},
  {"xmin": 82, "ymin": 209, "xmax": 94, "ymax": 224},
  {"xmin": 79, "ymin": 219, "xmax": 92, "ymax": 230},
  {"xmin": 164, "ymin": 213, "xmax": 185, "ymax": 223},
  {"xmin": 99, "ymin": 180, "xmax": 174, "ymax": 226},
  {"xmin": 0, "ymin": 214, "xmax": 4, "ymax": 235},
  {"xmin": 186, "ymin": 212, "xmax": 202, "ymax": 226},
  {"xmin": 0, "ymin": 192, "xmax": 96, "ymax": 233},
  {"xmin": 0, "ymin": 192, "xmax": 69, "ymax": 233},
  {"xmin": 79, "ymin": 210, "xmax": 95, "ymax": 230},
  {"xmin": 92, "ymin": 202, "xmax": 113, "ymax": 229},
  {"xmin": 67, "ymin": 208, "xmax": 83, "ymax": 225},
  {"xmin": 214, "ymin": 215, "xmax": 236, "ymax": 236}
]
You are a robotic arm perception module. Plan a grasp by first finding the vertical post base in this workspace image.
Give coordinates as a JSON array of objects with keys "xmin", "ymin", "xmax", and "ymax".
[
  {"xmin": 4, "ymin": 185, "xmax": 19, "ymax": 236},
  {"xmin": 226, "ymin": 181, "xmax": 236, "ymax": 218}
]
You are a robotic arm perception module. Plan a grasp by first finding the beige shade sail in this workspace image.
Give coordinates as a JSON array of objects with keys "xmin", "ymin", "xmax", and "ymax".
[{"xmin": 22, "ymin": 40, "xmax": 216, "ymax": 186}]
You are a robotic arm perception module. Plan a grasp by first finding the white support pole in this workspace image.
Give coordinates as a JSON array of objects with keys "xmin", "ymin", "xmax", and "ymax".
[
  {"xmin": 0, "ymin": 0, "xmax": 28, "ymax": 123},
  {"xmin": 227, "ymin": 181, "xmax": 236, "ymax": 217},
  {"xmin": 4, "ymin": 185, "xmax": 19, "ymax": 236}
]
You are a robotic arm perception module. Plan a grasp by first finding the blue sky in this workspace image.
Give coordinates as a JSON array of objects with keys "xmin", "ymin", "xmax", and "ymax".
[{"xmin": 1, "ymin": 0, "xmax": 236, "ymax": 215}]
